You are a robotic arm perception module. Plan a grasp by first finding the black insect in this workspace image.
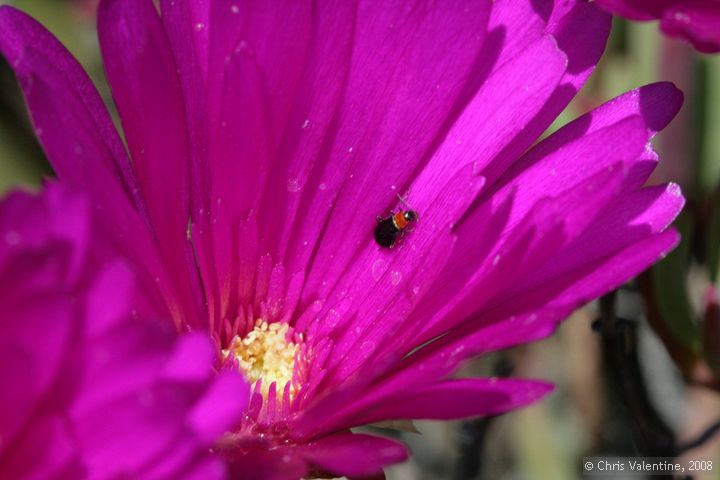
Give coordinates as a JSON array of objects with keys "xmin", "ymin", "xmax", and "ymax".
[{"xmin": 374, "ymin": 209, "xmax": 418, "ymax": 248}]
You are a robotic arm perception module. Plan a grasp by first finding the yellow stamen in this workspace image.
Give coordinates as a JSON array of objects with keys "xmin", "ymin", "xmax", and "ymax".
[{"xmin": 222, "ymin": 319, "xmax": 299, "ymax": 400}]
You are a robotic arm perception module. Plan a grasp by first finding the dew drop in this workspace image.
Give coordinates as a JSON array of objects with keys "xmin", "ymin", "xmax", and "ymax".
[
  {"xmin": 360, "ymin": 341, "xmax": 375, "ymax": 357},
  {"xmin": 194, "ymin": 22, "xmax": 206, "ymax": 32},
  {"xmin": 326, "ymin": 309, "xmax": 341, "ymax": 328},
  {"xmin": 319, "ymin": 183, "xmax": 327, "ymax": 191},
  {"xmin": 412, "ymin": 285, "xmax": 420, "ymax": 296},
  {"xmin": 371, "ymin": 259, "xmax": 387, "ymax": 281},
  {"xmin": 390, "ymin": 270, "xmax": 402, "ymax": 286},
  {"xmin": 230, "ymin": 4, "xmax": 240, "ymax": 14},
  {"xmin": 301, "ymin": 119, "xmax": 310, "ymax": 129},
  {"xmin": 287, "ymin": 178, "xmax": 301, "ymax": 192}
]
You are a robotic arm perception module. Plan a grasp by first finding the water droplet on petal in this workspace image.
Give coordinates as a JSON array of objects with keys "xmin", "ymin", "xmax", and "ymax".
[
  {"xmin": 390, "ymin": 270, "xmax": 402, "ymax": 285},
  {"xmin": 371, "ymin": 259, "xmax": 387, "ymax": 281},
  {"xmin": 287, "ymin": 178, "xmax": 301, "ymax": 192},
  {"xmin": 326, "ymin": 309, "xmax": 341, "ymax": 328},
  {"xmin": 360, "ymin": 341, "xmax": 375, "ymax": 357},
  {"xmin": 230, "ymin": 4, "xmax": 240, "ymax": 14},
  {"xmin": 194, "ymin": 22, "xmax": 205, "ymax": 32},
  {"xmin": 319, "ymin": 183, "xmax": 327, "ymax": 191},
  {"xmin": 301, "ymin": 119, "xmax": 310, "ymax": 129}
]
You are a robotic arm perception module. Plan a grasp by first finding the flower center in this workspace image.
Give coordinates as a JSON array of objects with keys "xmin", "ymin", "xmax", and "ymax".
[{"xmin": 222, "ymin": 319, "xmax": 300, "ymax": 399}]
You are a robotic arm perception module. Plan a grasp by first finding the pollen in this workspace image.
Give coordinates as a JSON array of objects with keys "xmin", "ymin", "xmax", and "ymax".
[{"xmin": 223, "ymin": 319, "xmax": 300, "ymax": 399}]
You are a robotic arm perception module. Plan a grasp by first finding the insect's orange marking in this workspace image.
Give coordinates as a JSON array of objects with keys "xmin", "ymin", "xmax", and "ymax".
[{"xmin": 393, "ymin": 212, "xmax": 409, "ymax": 230}]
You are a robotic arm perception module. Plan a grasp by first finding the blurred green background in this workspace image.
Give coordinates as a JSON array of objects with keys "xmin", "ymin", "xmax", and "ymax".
[{"xmin": 1, "ymin": 2, "xmax": 720, "ymax": 479}]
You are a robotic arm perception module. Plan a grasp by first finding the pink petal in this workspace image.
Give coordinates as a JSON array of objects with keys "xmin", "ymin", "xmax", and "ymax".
[
  {"xmin": 491, "ymin": 82, "xmax": 683, "ymax": 195},
  {"xmin": 280, "ymin": 1, "xmax": 491, "ymax": 280},
  {"xmin": 159, "ymin": 0, "xmax": 211, "ymax": 216},
  {"xmin": 0, "ymin": 6, "xmax": 140, "ymax": 205},
  {"xmin": 351, "ymin": 378, "xmax": 553, "ymax": 424},
  {"xmin": 188, "ymin": 372, "xmax": 249, "ymax": 444},
  {"xmin": 414, "ymin": 160, "xmax": 628, "ymax": 344},
  {"xmin": 661, "ymin": 1, "xmax": 720, "ymax": 53},
  {"xmin": 293, "ymin": 433, "xmax": 408, "ymax": 478},
  {"xmin": 489, "ymin": 2, "xmax": 611, "ymax": 180},
  {"xmin": 595, "ymin": 0, "xmax": 675, "ymax": 20},
  {"xmin": 0, "ymin": 292, "xmax": 72, "ymax": 448},
  {"xmin": 504, "ymin": 183, "xmax": 684, "ymax": 301},
  {"xmin": 98, "ymin": 0, "xmax": 204, "ymax": 328},
  {"xmin": 424, "ymin": 35, "xmax": 567, "ymax": 191},
  {"xmin": 0, "ymin": 416, "xmax": 80, "ymax": 479}
]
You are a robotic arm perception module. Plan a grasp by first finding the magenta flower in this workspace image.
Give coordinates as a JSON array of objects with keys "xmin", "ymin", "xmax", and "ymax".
[
  {"xmin": 0, "ymin": 184, "xmax": 249, "ymax": 479},
  {"xmin": 0, "ymin": 0, "xmax": 685, "ymax": 478},
  {"xmin": 596, "ymin": 0, "xmax": 720, "ymax": 53}
]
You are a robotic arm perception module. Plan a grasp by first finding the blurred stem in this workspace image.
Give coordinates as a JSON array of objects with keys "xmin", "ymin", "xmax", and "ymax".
[
  {"xmin": 452, "ymin": 418, "xmax": 493, "ymax": 480},
  {"xmin": 451, "ymin": 356, "xmax": 514, "ymax": 480},
  {"xmin": 594, "ymin": 292, "xmax": 676, "ymax": 457}
]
